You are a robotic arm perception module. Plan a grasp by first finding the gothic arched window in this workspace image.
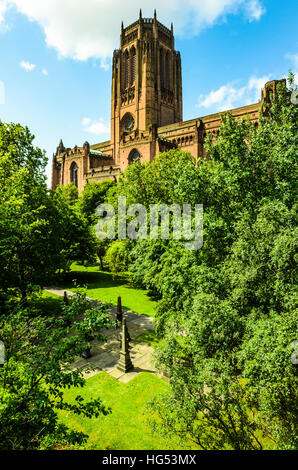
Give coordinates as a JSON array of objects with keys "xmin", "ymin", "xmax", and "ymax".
[
  {"xmin": 70, "ymin": 162, "xmax": 78, "ymax": 187},
  {"xmin": 160, "ymin": 48, "xmax": 164, "ymax": 88},
  {"xmin": 129, "ymin": 149, "xmax": 140, "ymax": 164},
  {"xmin": 131, "ymin": 47, "xmax": 136, "ymax": 84},
  {"xmin": 122, "ymin": 113, "xmax": 135, "ymax": 132},
  {"xmin": 124, "ymin": 50, "xmax": 130, "ymax": 88},
  {"xmin": 165, "ymin": 52, "xmax": 170, "ymax": 89}
]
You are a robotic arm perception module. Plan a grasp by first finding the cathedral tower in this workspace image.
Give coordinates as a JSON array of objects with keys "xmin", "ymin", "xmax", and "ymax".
[
  {"xmin": 110, "ymin": 10, "xmax": 183, "ymax": 168},
  {"xmin": 52, "ymin": 12, "xmax": 282, "ymax": 193}
]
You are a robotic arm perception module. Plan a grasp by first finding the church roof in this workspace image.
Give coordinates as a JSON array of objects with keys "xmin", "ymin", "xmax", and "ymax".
[{"xmin": 90, "ymin": 149, "xmax": 112, "ymax": 159}]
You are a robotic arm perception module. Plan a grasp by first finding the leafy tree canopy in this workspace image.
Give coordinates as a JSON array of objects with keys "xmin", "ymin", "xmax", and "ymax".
[
  {"xmin": 77, "ymin": 180, "xmax": 115, "ymax": 224},
  {"xmin": 0, "ymin": 292, "xmax": 113, "ymax": 450},
  {"xmin": 0, "ymin": 123, "xmax": 98, "ymax": 303},
  {"xmin": 109, "ymin": 76, "xmax": 298, "ymax": 449}
]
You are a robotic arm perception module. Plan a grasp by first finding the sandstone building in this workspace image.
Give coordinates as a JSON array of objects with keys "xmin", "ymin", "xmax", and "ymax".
[{"xmin": 52, "ymin": 10, "xmax": 284, "ymax": 192}]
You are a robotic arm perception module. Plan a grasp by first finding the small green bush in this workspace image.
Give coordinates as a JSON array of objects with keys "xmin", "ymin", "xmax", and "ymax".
[{"xmin": 105, "ymin": 240, "xmax": 131, "ymax": 273}]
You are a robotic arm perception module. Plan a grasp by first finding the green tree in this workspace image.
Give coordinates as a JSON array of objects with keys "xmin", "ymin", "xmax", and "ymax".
[
  {"xmin": 0, "ymin": 293, "xmax": 113, "ymax": 450},
  {"xmin": 105, "ymin": 240, "xmax": 131, "ymax": 273},
  {"xmin": 149, "ymin": 78, "xmax": 297, "ymax": 449},
  {"xmin": 75, "ymin": 180, "xmax": 116, "ymax": 269},
  {"xmin": 109, "ymin": 149, "xmax": 197, "ymax": 209},
  {"xmin": 111, "ymin": 77, "xmax": 297, "ymax": 449},
  {"xmin": 55, "ymin": 182, "xmax": 79, "ymax": 206},
  {"xmin": 0, "ymin": 123, "xmax": 63, "ymax": 301},
  {"xmin": 95, "ymin": 238, "xmax": 111, "ymax": 270},
  {"xmin": 0, "ymin": 122, "xmax": 98, "ymax": 302},
  {"xmin": 77, "ymin": 180, "xmax": 115, "ymax": 224},
  {"xmin": 0, "ymin": 121, "xmax": 47, "ymax": 184},
  {"xmin": 51, "ymin": 188, "xmax": 98, "ymax": 272}
]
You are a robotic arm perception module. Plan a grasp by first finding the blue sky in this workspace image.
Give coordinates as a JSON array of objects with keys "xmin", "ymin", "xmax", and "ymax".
[{"xmin": 0, "ymin": 0, "xmax": 297, "ymax": 185}]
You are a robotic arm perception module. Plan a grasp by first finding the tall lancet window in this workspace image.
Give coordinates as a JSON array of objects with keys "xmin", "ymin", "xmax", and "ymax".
[
  {"xmin": 124, "ymin": 50, "xmax": 130, "ymax": 88},
  {"xmin": 131, "ymin": 47, "xmax": 136, "ymax": 84},
  {"xmin": 70, "ymin": 162, "xmax": 78, "ymax": 187},
  {"xmin": 165, "ymin": 52, "xmax": 170, "ymax": 89},
  {"xmin": 160, "ymin": 48, "xmax": 164, "ymax": 88}
]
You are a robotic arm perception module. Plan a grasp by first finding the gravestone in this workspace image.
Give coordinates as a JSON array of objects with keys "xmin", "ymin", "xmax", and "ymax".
[{"xmin": 118, "ymin": 318, "xmax": 133, "ymax": 373}]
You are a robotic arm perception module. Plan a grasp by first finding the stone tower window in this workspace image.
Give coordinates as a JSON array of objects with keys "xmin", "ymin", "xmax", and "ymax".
[
  {"xmin": 165, "ymin": 52, "xmax": 170, "ymax": 89},
  {"xmin": 70, "ymin": 162, "xmax": 78, "ymax": 187},
  {"xmin": 124, "ymin": 50, "xmax": 130, "ymax": 88},
  {"xmin": 129, "ymin": 149, "xmax": 141, "ymax": 163},
  {"xmin": 131, "ymin": 47, "xmax": 136, "ymax": 84},
  {"xmin": 122, "ymin": 113, "xmax": 135, "ymax": 132},
  {"xmin": 160, "ymin": 48, "xmax": 164, "ymax": 88}
]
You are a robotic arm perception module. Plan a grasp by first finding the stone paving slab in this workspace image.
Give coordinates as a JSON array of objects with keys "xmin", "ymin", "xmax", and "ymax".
[
  {"xmin": 109, "ymin": 368, "xmax": 125, "ymax": 380},
  {"xmin": 118, "ymin": 372, "xmax": 140, "ymax": 383},
  {"xmin": 43, "ymin": 287, "xmax": 163, "ymax": 383}
]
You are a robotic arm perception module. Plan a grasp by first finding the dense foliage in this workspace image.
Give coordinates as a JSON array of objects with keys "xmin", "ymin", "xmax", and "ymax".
[
  {"xmin": 76, "ymin": 180, "xmax": 115, "ymax": 224},
  {"xmin": 0, "ymin": 123, "xmax": 115, "ymax": 449},
  {"xmin": 0, "ymin": 123, "xmax": 98, "ymax": 303},
  {"xmin": 0, "ymin": 293, "xmax": 113, "ymax": 450},
  {"xmin": 105, "ymin": 240, "xmax": 131, "ymax": 273},
  {"xmin": 108, "ymin": 77, "xmax": 298, "ymax": 449},
  {"xmin": 1, "ymin": 75, "xmax": 297, "ymax": 450},
  {"xmin": 75, "ymin": 180, "xmax": 116, "ymax": 268}
]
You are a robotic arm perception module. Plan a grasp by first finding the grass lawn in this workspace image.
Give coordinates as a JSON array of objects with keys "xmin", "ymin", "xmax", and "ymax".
[
  {"xmin": 32, "ymin": 290, "xmax": 64, "ymax": 316},
  {"xmin": 34, "ymin": 294, "xmax": 271, "ymax": 450},
  {"xmin": 134, "ymin": 330, "xmax": 160, "ymax": 347},
  {"xmin": 58, "ymin": 372, "xmax": 198, "ymax": 450},
  {"xmin": 57, "ymin": 263, "xmax": 157, "ymax": 317}
]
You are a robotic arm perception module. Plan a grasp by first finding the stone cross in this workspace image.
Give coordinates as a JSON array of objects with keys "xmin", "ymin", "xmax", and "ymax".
[{"xmin": 118, "ymin": 318, "xmax": 133, "ymax": 373}]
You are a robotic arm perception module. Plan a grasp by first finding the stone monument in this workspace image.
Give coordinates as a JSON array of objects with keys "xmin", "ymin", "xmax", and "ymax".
[
  {"xmin": 118, "ymin": 318, "xmax": 133, "ymax": 373},
  {"xmin": 116, "ymin": 296, "xmax": 123, "ymax": 325}
]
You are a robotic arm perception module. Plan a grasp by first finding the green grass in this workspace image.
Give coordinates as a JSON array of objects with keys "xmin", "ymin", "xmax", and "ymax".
[
  {"xmin": 31, "ymin": 290, "xmax": 64, "ymax": 316},
  {"xmin": 134, "ymin": 330, "xmax": 160, "ymax": 348},
  {"xmin": 58, "ymin": 372, "xmax": 198, "ymax": 450},
  {"xmin": 32, "ymin": 294, "xmax": 272, "ymax": 450},
  {"xmin": 57, "ymin": 263, "xmax": 157, "ymax": 317}
]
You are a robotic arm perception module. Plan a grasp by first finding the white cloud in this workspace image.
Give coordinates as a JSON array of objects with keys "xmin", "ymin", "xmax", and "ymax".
[
  {"xmin": 82, "ymin": 117, "xmax": 109, "ymax": 135},
  {"xmin": 245, "ymin": 0, "xmax": 265, "ymax": 22},
  {"xmin": 82, "ymin": 117, "xmax": 92, "ymax": 126},
  {"xmin": 0, "ymin": 1, "xmax": 266, "ymax": 66},
  {"xmin": 0, "ymin": 1, "xmax": 7, "ymax": 21},
  {"xmin": 0, "ymin": 1, "xmax": 9, "ymax": 31},
  {"xmin": 42, "ymin": 68, "xmax": 48, "ymax": 75},
  {"xmin": 198, "ymin": 74, "xmax": 271, "ymax": 113},
  {"xmin": 20, "ymin": 60, "xmax": 36, "ymax": 72}
]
